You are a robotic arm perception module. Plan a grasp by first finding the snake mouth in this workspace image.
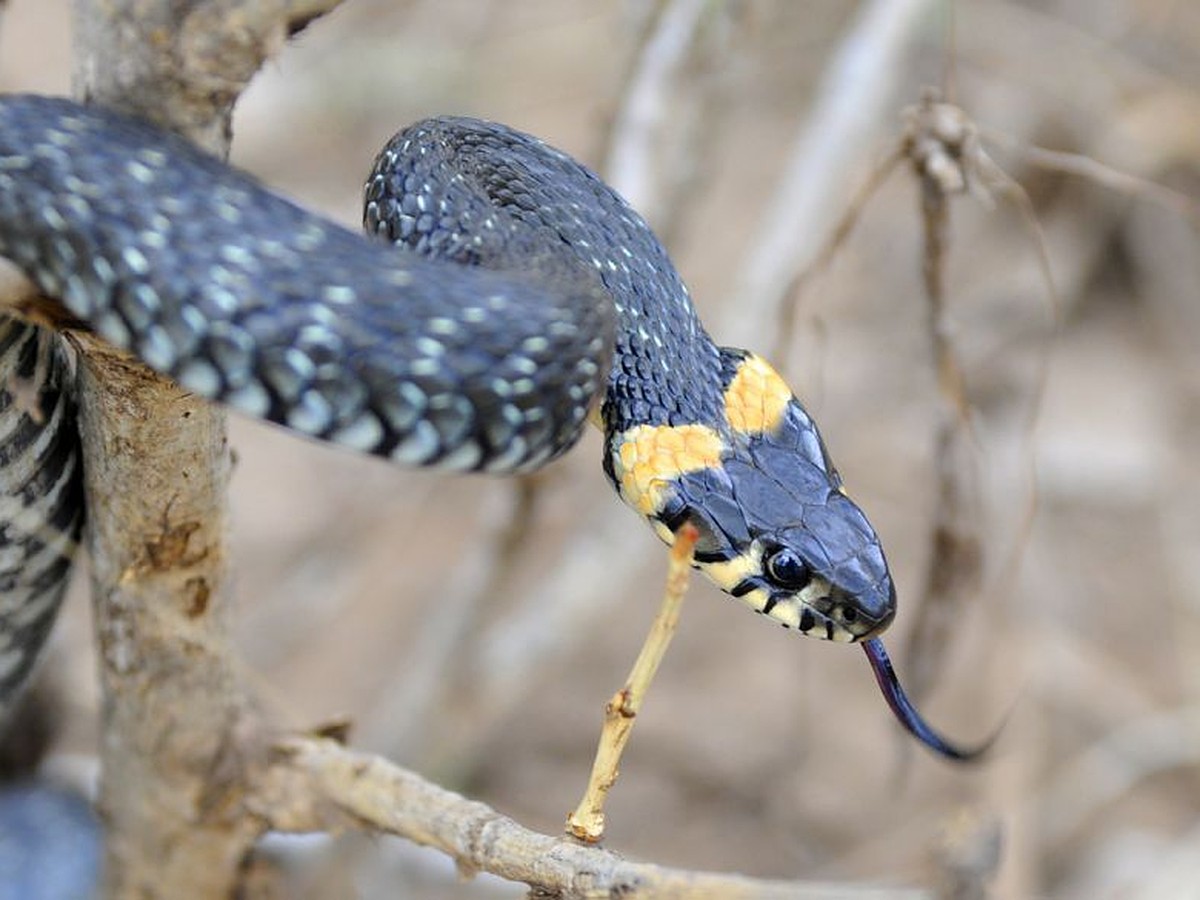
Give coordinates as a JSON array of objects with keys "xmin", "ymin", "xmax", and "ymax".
[
  {"xmin": 757, "ymin": 590, "xmax": 874, "ymax": 642},
  {"xmin": 793, "ymin": 585, "xmax": 891, "ymax": 643}
]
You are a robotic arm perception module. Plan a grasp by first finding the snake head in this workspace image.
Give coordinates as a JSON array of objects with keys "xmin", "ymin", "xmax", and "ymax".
[
  {"xmin": 610, "ymin": 350, "xmax": 896, "ymax": 643},
  {"xmin": 656, "ymin": 444, "xmax": 896, "ymax": 643}
]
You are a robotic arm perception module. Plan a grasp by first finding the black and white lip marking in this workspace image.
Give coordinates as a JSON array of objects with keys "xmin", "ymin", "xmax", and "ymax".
[{"xmin": 719, "ymin": 573, "xmax": 880, "ymax": 642}]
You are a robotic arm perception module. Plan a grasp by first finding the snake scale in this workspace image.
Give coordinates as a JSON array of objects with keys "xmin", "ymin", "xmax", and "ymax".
[{"xmin": 0, "ymin": 94, "xmax": 984, "ymax": 761}]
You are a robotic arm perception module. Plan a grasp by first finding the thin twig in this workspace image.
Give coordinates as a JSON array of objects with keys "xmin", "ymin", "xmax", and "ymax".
[
  {"xmin": 567, "ymin": 524, "xmax": 698, "ymax": 843},
  {"xmin": 897, "ymin": 93, "xmax": 984, "ymax": 704},
  {"xmin": 771, "ymin": 141, "xmax": 905, "ymax": 363},
  {"xmin": 965, "ymin": 147, "xmax": 1061, "ymax": 627},
  {"xmin": 981, "ymin": 128, "xmax": 1200, "ymax": 225}
]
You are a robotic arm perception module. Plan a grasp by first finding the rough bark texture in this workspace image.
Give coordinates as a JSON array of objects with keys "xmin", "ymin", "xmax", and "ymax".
[{"xmin": 73, "ymin": 336, "xmax": 258, "ymax": 898}]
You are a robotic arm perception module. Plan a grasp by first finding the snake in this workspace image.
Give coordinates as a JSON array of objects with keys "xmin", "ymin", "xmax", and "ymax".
[{"xmin": 0, "ymin": 93, "xmax": 986, "ymax": 762}]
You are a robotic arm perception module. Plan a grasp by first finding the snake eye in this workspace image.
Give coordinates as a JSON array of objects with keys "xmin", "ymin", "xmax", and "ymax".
[{"xmin": 764, "ymin": 547, "xmax": 811, "ymax": 590}]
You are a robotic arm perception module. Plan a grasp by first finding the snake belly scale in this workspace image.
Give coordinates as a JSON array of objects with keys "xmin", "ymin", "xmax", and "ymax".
[{"xmin": 0, "ymin": 94, "xmax": 983, "ymax": 760}]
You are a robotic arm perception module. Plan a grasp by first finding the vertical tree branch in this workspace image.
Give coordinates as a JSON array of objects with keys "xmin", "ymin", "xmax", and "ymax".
[
  {"xmin": 68, "ymin": 2, "xmax": 341, "ymax": 896},
  {"xmin": 73, "ymin": 337, "xmax": 256, "ymax": 898}
]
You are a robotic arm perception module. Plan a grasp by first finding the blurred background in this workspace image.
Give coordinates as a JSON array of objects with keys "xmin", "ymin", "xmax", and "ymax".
[{"xmin": 2, "ymin": 0, "xmax": 1199, "ymax": 897}]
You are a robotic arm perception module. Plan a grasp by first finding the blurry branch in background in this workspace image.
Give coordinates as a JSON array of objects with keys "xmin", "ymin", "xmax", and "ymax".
[
  {"xmin": 600, "ymin": 0, "xmax": 737, "ymax": 243},
  {"xmin": 769, "ymin": 143, "xmax": 905, "ymax": 365},
  {"xmin": 602, "ymin": 0, "xmax": 710, "ymax": 219},
  {"xmin": 899, "ymin": 91, "xmax": 987, "ymax": 707},
  {"xmin": 1030, "ymin": 703, "xmax": 1200, "ymax": 850},
  {"xmin": 360, "ymin": 477, "xmax": 539, "ymax": 762},
  {"xmin": 982, "ymin": 130, "xmax": 1200, "ymax": 225},
  {"xmin": 723, "ymin": 0, "xmax": 936, "ymax": 348},
  {"xmin": 930, "ymin": 809, "xmax": 1004, "ymax": 900}
]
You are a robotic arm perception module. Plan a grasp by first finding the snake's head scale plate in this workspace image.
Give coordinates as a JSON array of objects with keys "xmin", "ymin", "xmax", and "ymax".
[{"xmin": 611, "ymin": 350, "xmax": 896, "ymax": 643}]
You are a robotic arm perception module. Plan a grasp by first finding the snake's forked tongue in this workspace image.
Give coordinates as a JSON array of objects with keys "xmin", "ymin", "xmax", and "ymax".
[{"xmin": 862, "ymin": 638, "xmax": 995, "ymax": 762}]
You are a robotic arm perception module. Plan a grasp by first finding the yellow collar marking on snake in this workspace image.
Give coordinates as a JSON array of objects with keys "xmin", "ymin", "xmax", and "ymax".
[
  {"xmin": 612, "ymin": 353, "xmax": 796, "ymax": 520},
  {"xmin": 612, "ymin": 423, "xmax": 725, "ymax": 517},
  {"xmin": 722, "ymin": 353, "xmax": 792, "ymax": 436}
]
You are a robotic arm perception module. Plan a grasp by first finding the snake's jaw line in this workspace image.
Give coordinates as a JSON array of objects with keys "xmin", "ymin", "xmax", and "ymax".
[{"xmin": 863, "ymin": 638, "xmax": 995, "ymax": 763}]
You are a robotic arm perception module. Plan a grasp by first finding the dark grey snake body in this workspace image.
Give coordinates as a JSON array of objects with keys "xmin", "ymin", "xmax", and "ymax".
[{"xmin": 0, "ymin": 97, "xmax": 618, "ymax": 472}]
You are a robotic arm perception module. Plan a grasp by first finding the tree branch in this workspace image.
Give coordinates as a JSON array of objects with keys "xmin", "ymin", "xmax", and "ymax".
[{"xmin": 253, "ymin": 735, "xmax": 930, "ymax": 900}]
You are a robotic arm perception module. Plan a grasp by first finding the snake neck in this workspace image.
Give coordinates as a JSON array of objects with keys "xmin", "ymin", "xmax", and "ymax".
[{"xmin": 366, "ymin": 116, "xmax": 728, "ymax": 447}]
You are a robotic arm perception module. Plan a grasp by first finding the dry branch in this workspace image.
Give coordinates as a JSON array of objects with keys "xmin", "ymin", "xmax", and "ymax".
[
  {"xmin": 253, "ymin": 734, "xmax": 930, "ymax": 900},
  {"xmin": 981, "ymin": 129, "xmax": 1200, "ymax": 224},
  {"xmin": 897, "ymin": 94, "xmax": 984, "ymax": 702},
  {"xmin": 567, "ymin": 524, "xmax": 699, "ymax": 843}
]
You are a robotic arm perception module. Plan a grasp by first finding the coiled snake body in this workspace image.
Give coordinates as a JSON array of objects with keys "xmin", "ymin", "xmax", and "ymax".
[{"xmin": 0, "ymin": 95, "xmax": 980, "ymax": 760}]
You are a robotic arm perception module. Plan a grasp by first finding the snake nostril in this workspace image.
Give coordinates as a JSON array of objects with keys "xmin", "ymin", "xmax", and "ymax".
[{"xmin": 841, "ymin": 606, "xmax": 858, "ymax": 624}]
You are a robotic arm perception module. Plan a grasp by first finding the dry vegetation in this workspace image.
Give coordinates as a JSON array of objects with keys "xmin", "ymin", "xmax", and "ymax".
[{"xmin": 1, "ymin": 0, "xmax": 1198, "ymax": 897}]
